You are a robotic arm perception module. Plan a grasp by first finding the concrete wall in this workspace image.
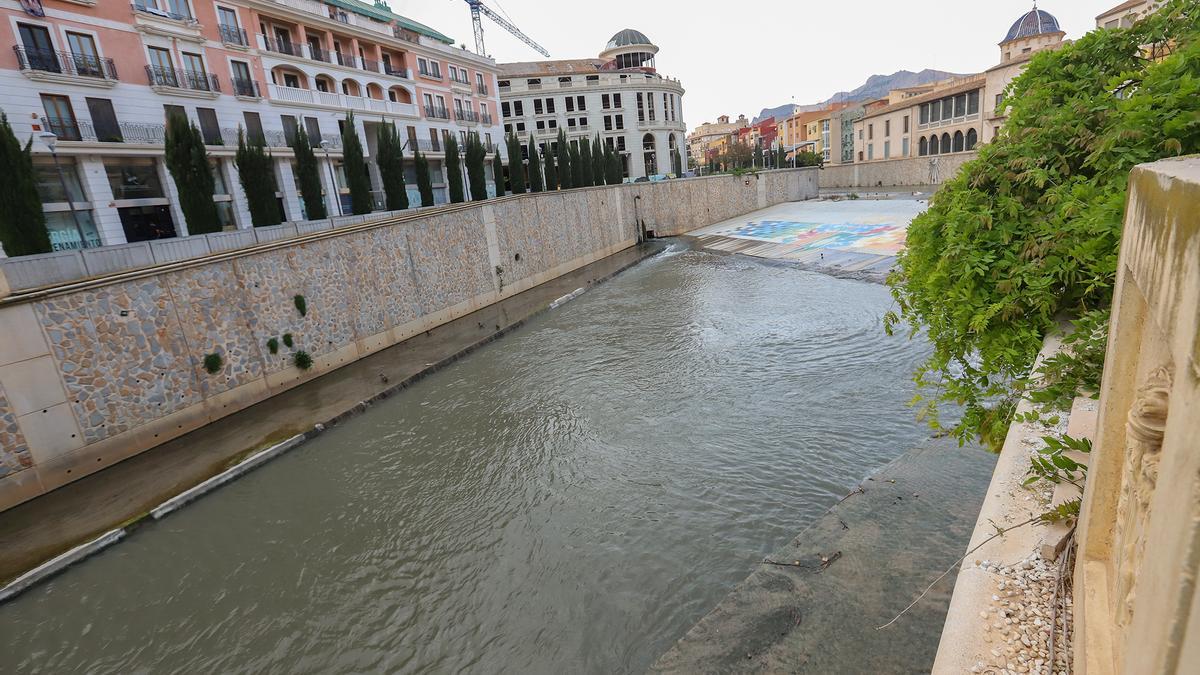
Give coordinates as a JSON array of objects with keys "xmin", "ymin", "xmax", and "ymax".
[
  {"xmin": 0, "ymin": 169, "xmax": 817, "ymax": 511},
  {"xmin": 819, "ymin": 152, "xmax": 977, "ymax": 189},
  {"xmin": 1073, "ymin": 157, "xmax": 1200, "ymax": 674}
]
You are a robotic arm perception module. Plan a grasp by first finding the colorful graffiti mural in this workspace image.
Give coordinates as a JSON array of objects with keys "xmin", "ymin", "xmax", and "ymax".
[{"xmin": 718, "ymin": 219, "xmax": 907, "ymax": 256}]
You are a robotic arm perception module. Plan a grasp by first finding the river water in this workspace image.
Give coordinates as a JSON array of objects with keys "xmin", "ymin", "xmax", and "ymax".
[{"xmin": 1, "ymin": 247, "xmax": 937, "ymax": 674}]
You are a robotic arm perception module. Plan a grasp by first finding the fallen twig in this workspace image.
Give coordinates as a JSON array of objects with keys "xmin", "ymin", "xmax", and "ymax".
[{"xmin": 762, "ymin": 551, "xmax": 842, "ymax": 573}]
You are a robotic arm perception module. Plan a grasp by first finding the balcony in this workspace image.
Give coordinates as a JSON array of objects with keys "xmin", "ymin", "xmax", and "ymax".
[
  {"xmin": 476, "ymin": 84, "xmax": 488, "ymax": 96},
  {"xmin": 267, "ymin": 83, "xmax": 416, "ymax": 117},
  {"xmin": 40, "ymin": 116, "xmax": 343, "ymax": 149},
  {"xmin": 232, "ymin": 77, "xmax": 261, "ymax": 98},
  {"xmin": 558, "ymin": 78, "xmax": 572, "ymax": 88},
  {"xmin": 454, "ymin": 109, "xmax": 479, "ymax": 125},
  {"xmin": 384, "ymin": 65, "xmax": 411, "ymax": 79},
  {"xmin": 480, "ymin": 113, "xmax": 494, "ymax": 126},
  {"xmin": 13, "ymin": 46, "xmax": 119, "ymax": 85},
  {"xmin": 146, "ymin": 65, "xmax": 220, "ymax": 94},
  {"xmin": 360, "ymin": 57, "xmax": 381, "ymax": 74},
  {"xmin": 424, "ymin": 105, "xmax": 450, "ymax": 120},
  {"xmin": 131, "ymin": 1, "xmax": 195, "ymax": 23},
  {"xmin": 218, "ymin": 24, "xmax": 248, "ymax": 47},
  {"xmin": 260, "ymin": 35, "xmax": 305, "ymax": 58}
]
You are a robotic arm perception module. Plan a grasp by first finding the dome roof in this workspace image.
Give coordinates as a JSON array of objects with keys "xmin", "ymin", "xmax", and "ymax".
[
  {"xmin": 1003, "ymin": 7, "xmax": 1061, "ymax": 43},
  {"xmin": 605, "ymin": 28, "xmax": 653, "ymax": 50}
]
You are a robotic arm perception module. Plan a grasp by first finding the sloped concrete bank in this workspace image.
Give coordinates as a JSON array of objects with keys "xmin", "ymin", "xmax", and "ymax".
[
  {"xmin": 0, "ymin": 241, "xmax": 665, "ymax": 596},
  {"xmin": 0, "ymin": 169, "xmax": 817, "ymax": 514},
  {"xmin": 652, "ymin": 436, "xmax": 996, "ymax": 673}
]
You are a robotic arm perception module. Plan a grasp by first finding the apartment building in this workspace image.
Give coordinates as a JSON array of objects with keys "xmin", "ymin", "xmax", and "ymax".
[
  {"xmin": 3, "ymin": 0, "xmax": 505, "ymax": 253},
  {"xmin": 497, "ymin": 29, "xmax": 686, "ymax": 180},
  {"xmin": 687, "ymin": 113, "xmax": 743, "ymax": 169}
]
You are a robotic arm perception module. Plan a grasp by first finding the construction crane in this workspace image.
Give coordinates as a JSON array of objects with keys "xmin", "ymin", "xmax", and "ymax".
[{"xmin": 464, "ymin": 0, "xmax": 549, "ymax": 58}]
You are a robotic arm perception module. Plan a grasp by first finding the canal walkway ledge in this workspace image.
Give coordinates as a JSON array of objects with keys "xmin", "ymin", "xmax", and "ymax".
[{"xmin": 0, "ymin": 169, "xmax": 816, "ymax": 587}]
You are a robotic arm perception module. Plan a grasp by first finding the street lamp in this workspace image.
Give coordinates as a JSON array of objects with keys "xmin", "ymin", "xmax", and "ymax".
[
  {"xmin": 39, "ymin": 130, "xmax": 91, "ymax": 250},
  {"xmin": 319, "ymin": 139, "xmax": 343, "ymax": 217}
]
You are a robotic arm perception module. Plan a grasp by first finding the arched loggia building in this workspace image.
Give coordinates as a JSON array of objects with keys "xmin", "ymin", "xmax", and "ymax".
[{"xmin": 496, "ymin": 28, "xmax": 687, "ymax": 181}]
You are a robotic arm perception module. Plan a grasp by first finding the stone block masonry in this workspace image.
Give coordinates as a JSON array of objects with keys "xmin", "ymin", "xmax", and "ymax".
[
  {"xmin": 819, "ymin": 153, "xmax": 978, "ymax": 189},
  {"xmin": 0, "ymin": 169, "xmax": 818, "ymax": 512}
]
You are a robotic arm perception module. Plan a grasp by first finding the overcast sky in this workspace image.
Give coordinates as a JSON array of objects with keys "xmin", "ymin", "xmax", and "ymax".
[{"xmin": 391, "ymin": 0, "xmax": 1108, "ymax": 129}]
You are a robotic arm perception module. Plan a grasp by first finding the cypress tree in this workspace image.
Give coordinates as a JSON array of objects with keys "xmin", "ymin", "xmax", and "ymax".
[
  {"xmin": 340, "ymin": 112, "xmax": 372, "ymax": 214},
  {"xmin": 527, "ymin": 134, "xmax": 544, "ymax": 193},
  {"xmin": 592, "ymin": 136, "xmax": 605, "ymax": 186},
  {"xmin": 414, "ymin": 149, "xmax": 434, "ymax": 207},
  {"xmin": 235, "ymin": 127, "xmax": 282, "ymax": 227},
  {"xmin": 543, "ymin": 142, "xmax": 558, "ymax": 191},
  {"xmin": 375, "ymin": 121, "xmax": 408, "ymax": 211},
  {"xmin": 0, "ymin": 112, "xmax": 50, "ymax": 255},
  {"xmin": 492, "ymin": 149, "xmax": 505, "ymax": 197},
  {"xmin": 672, "ymin": 147, "xmax": 683, "ymax": 176},
  {"xmin": 466, "ymin": 132, "xmax": 487, "ymax": 201},
  {"xmin": 606, "ymin": 145, "xmax": 623, "ymax": 185},
  {"xmin": 506, "ymin": 133, "xmax": 526, "ymax": 194},
  {"xmin": 578, "ymin": 138, "xmax": 593, "ymax": 187},
  {"xmin": 569, "ymin": 143, "xmax": 583, "ymax": 188},
  {"xmin": 291, "ymin": 124, "xmax": 328, "ymax": 219},
  {"xmin": 164, "ymin": 111, "xmax": 219, "ymax": 234},
  {"xmin": 556, "ymin": 129, "xmax": 572, "ymax": 189},
  {"xmin": 445, "ymin": 133, "xmax": 464, "ymax": 203}
]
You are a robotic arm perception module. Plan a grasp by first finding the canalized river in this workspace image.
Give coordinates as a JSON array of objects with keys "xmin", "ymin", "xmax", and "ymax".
[{"xmin": 1, "ymin": 246, "xmax": 937, "ymax": 673}]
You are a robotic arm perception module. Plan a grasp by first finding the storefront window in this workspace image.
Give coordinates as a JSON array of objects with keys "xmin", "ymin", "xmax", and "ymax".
[
  {"xmin": 45, "ymin": 210, "xmax": 101, "ymax": 251},
  {"xmin": 210, "ymin": 159, "xmax": 229, "ymax": 195},
  {"xmin": 33, "ymin": 157, "xmax": 87, "ymax": 203},
  {"xmin": 105, "ymin": 158, "xmax": 165, "ymax": 200}
]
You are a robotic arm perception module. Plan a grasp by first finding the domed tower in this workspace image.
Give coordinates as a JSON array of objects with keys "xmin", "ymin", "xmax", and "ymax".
[
  {"xmin": 1000, "ymin": 4, "xmax": 1066, "ymax": 62},
  {"xmin": 599, "ymin": 29, "xmax": 659, "ymax": 72}
]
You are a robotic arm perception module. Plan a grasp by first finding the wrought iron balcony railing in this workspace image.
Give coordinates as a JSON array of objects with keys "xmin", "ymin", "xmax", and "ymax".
[
  {"xmin": 232, "ymin": 77, "xmax": 260, "ymax": 98},
  {"xmin": 476, "ymin": 84, "xmax": 488, "ymax": 96},
  {"xmin": 260, "ymin": 35, "xmax": 304, "ymax": 58},
  {"xmin": 425, "ymin": 105, "xmax": 450, "ymax": 120},
  {"xmin": 384, "ymin": 65, "xmax": 409, "ymax": 78},
  {"xmin": 480, "ymin": 113, "xmax": 494, "ymax": 126},
  {"xmin": 218, "ymin": 24, "xmax": 248, "ymax": 46},
  {"xmin": 14, "ymin": 46, "xmax": 118, "ymax": 80},
  {"xmin": 146, "ymin": 65, "xmax": 220, "ymax": 92},
  {"xmin": 454, "ymin": 109, "xmax": 479, "ymax": 123},
  {"xmin": 131, "ymin": 1, "xmax": 194, "ymax": 22},
  {"xmin": 360, "ymin": 57, "xmax": 380, "ymax": 73}
]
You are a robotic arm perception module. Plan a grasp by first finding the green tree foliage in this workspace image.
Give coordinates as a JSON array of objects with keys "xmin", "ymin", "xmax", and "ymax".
[
  {"xmin": 569, "ymin": 143, "xmax": 583, "ymax": 187},
  {"xmin": 752, "ymin": 142, "xmax": 764, "ymax": 168},
  {"xmin": 164, "ymin": 111, "xmax": 219, "ymax": 234},
  {"xmin": 414, "ymin": 149, "xmax": 434, "ymax": 207},
  {"xmin": 375, "ymin": 121, "xmax": 408, "ymax": 211},
  {"xmin": 466, "ymin": 132, "xmax": 488, "ymax": 201},
  {"xmin": 592, "ymin": 136, "xmax": 605, "ymax": 185},
  {"xmin": 445, "ymin": 133, "xmax": 464, "ymax": 203},
  {"xmin": 492, "ymin": 149, "xmax": 505, "ymax": 197},
  {"xmin": 506, "ymin": 133, "xmax": 526, "ymax": 194},
  {"xmin": 886, "ymin": 1, "xmax": 1200, "ymax": 448},
  {"xmin": 556, "ymin": 130, "xmax": 573, "ymax": 189},
  {"xmin": 775, "ymin": 145, "xmax": 787, "ymax": 169},
  {"xmin": 544, "ymin": 142, "xmax": 558, "ymax": 191},
  {"xmin": 579, "ymin": 138, "xmax": 594, "ymax": 187},
  {"xmin": 235, "ymin": 127, "xmax": 282, "ymax": 227},
  {"xmin": 721, "ymin": 142, "xmax": 752, "ymax": 170},
  {"xmin": 0, "ymin": 112, "xmax": 50, "ymax": 255},
  {"xmin": 606, "ymin": 144, "xmax": 623, "ymax": 185},
  {"xmin": 527, "ymin": 135, "xmax": 544, "ymax": 192},
  {"xmin": 292, "ymin": 124, "xmax": 329, "ymax": 219},
  {"xmin": 671, "ymin": 146, "xmax": 683, "ymax": 176},
  {"xmin": 795, "ymin": 151, "xmax": 823, "ymax": 167},
  {"xmin": 340, "ymin": 112, "xmax": 372, "ymax": 214}
]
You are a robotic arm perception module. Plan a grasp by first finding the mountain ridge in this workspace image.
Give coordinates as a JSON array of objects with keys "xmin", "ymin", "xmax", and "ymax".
[{"xmin": 752, "ymin": 69, "xmax": 969, "ymax": 123}]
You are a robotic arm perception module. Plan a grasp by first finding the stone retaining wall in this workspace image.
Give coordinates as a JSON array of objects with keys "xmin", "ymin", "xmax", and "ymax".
[
  {"xmin": 0, "ymin": 169, "xmax": 817, "ymax": 511},
  {"xmin": 818, "ymin": 153, "xmax": 977, "ymax": 189}
]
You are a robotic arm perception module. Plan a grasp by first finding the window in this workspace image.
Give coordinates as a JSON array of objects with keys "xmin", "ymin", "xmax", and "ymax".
[
  {"xmin": 953, "ymin": 130, "xmax": 964, "ymax": 153},
  {"xmin": 417, "ymin": 58, "xmax": 440, "ymax": 78},
  {"xmin": 868, "ymin": 123, "xmax": 873, "ymax": 140},
  {"xmin": 41, "ymin": 94, "xmax": 80, "ymax": 140},
  {"xmin": 182, "ymin": 52, "xmax": 204, "ymax": 78},
  {"xmin": 534, "ymin": 99, "xmax": 543, "ymax": 115},
  {"xmin": 919, "ymin": 104, "xmax": 929, "ymax": 125},
  {"xmin": 513, "ymin": 101, "xmax": 523, "ymax": 116},
  {"xmin": 930, "ymin": 100, "xmax": 941, "ymax": 123},
  {"xmin": 148, "ymin": 46, "xmax": 174, "ymax": 78},
  {"xmin": 919, "ymin": 136, "xmax": 928, "ymax": 156},
  {"xmin": 429, "ymin": 128, "xmax": 440, "ymax": 151},
  {"xmin": 282, "ymin": 72, "xmax": 300, "ymax": 88},
  {"xmin": 995, "ymin": 93, "xmax": 1004, "ymax": 111},
  {"xmin": 305, "ymin": 117, "xmax": 321, "ymax": 147},
  {"xmin": 902, "ymin": 137, "xmax": 909, "ymax": 157},
  {"xmin": 105, "ymin": 157, "xmax": 165, "ymax": 200},
  {"xmin": 613, "ymin": 93, "xmax": 621, "ymax": 108},
  {"xmin": 647, "ymin": 92, "xmax": 654, "ymax": 121},
  {"xmin": 954, "ymin": 94, "xmax": 966, "ymax": 118},
  {"xmin": 547, "ymin": 98, "xmax": 555, "ymax": 114},
  {"xmin": 565, "ymin": 96, "xmax": 574, "ymax": 112},
  {"xmin": 967, "ymin": 90, "xmax": 980, "ymax": 116},
  {"xmin": 18, "ymin": 24, "xmax": 57, "ymax": 73},
  {"xmin": 536, "ymin": 120, "xmax": 545, "ymax": 130},
  {"xmin": 602, "ymin": 94, "xmax": 610, "ymax": 109},
  {"xmin": 867, "ymin": 144, "xmax": 874, "ymax": 160},
  {"xmin": 281, "ymin": 115, "xmax": 299, "ymax": 145},
  {"xmin": 218, "ymin": 6, "xmax": 238, "ymax": 28},
  {"xmin": 66, "ymin": 32, "xmax": 101, "ymax": 77},
  {"xmin": 636, "ymin": 93, "xmax": 644, "ymax": 122},
  {"xmin": 502, "ymin": 101, "xmax": 511, "ymax": 117},
  {"xmin": 903, "ymin": 115, "xmax": 909, "ymax": 133},
  {"xmin": 576, "ymin": 95, "xmax": 585, "ymax": 111},
  {"xmin": 884, "ymin": 120, "xmax": 890, "ymax": 137},
  {"xmin": 604, "ymin": 115, "xmax": 612, "ymax": 131},
  {"xmin": 231, "ymin": 60, "xmax": 254, "ymax": 95},
  {"xmin": 197, "ymin": 107, "xmax": 221, "ymax": 144},
  {"xmin": 966, "ymin": 128, "xmax": 978, "ymax": 151},
  {"xmin": 86, "ymin": 97, "xmax": 122, "ymax": 142},
  {"xmin": 883, "ymin": 140, "xmax": 890, "ymax": 159},
  {"xmin": 243, "ymin": 111, "xmax": 264, "ymax": 144}
]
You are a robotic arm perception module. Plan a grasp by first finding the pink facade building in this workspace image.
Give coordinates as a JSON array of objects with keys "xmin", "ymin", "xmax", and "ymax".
[{"xmin": 2, "ymin": 0, "xmax": 505, "ymax": 252}]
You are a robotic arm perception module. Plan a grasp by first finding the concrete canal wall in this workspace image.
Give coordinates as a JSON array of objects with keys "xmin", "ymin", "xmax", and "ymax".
[
  {"xmin": 0, "ymin": 169, "xmax": 817, "ymax": 511},
  {"xmin": 818, "ymin": 152, "xmax": 977, "ymax": 189}
]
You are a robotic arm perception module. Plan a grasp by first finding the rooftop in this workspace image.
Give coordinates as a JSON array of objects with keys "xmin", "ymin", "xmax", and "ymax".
[
  {"xmin": 329, "ymin": 0, "xmax": 454, "ymax": 44},
  {"xmin": 1096, "ymin": 0, "xmax": 1152, "ymax": 19},
  {"xmin": 1002, "ymin": 6, "xmax": 1062, "ymax": 43},
  {"xmin": 861, "ymin": 75, "xmax": 987, "ymax": 120},
  {"xmin": 605, "ymin": 28, "xmax": 654, "ymax": 50},
  {"xmin": 497, "ymin": 59, "xmax": 606, "ymax": 77}
]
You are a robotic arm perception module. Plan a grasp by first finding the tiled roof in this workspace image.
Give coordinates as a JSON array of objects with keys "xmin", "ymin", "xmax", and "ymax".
[
  {"xmin": 1097, "ymin": 0, "xmax": 1148, "ymax": 19},
  {"xmin": 497, "ymin": 59, "xmax": 606, "ymax": 77},
  {"xmin": 327, "ymin": 0, "xmax": 454, "ymax": 44}
]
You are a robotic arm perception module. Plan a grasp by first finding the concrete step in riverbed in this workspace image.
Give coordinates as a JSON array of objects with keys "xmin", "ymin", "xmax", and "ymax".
[{"xmin": 651, "ymin": 436, "xmax": 997, "ymax": 674}]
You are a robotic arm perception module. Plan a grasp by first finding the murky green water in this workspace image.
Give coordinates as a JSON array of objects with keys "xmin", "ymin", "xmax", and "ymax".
[{"xmin": 1, "ymin": 248, "xmax": 938, "ymax": 674}]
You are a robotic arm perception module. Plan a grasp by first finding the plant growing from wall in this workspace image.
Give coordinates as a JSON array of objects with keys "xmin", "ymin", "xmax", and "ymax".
[
  {"xmin": 375, "ymin": 121, "xmax": 408, "ymax": 211},
  {"xmin": 164, "ymin": 111, "xmax": 220, "ymax": 235},
  {"xmin": 203, "ymin": 352, "xmax": 224, "ymax": 374},
  {"xmin": 293, "ymin": 294, "xmax": 307, "ymax": 317},
  {"xmin": 492, "ymin": 149, "xmax": 505, "ymax": 197},
  {"xmin": 578, "ymin": 138, "xmax": 594, "ymax": 187},
  {"xmin": 293, "ymin": 350, "xmax": 313, "ymax": 370},
  {"xmin": 283, "ymin": 332, "xmax": 294, "ymax": 348},
  {"xmin": 235, "ymin": 127, "xmax": 282, "ymax": 228},
  {"xmin": 543, "ymin": 143, "xmax": 558, "ymax": 191},
  {"xmin": 569, "ymin": 143, "xmax": 583, "ymax": 188},
  {"xmin": 291, "ymin": 124, "xmax": 328, "ymax": 220},
  {"xmin": 267, "ymin": 337, "xmax": 279, "ymax": 354},
  {"xmin": 527, "ymin": 134, "xmax": 544, "ymax": 193},
  {"xmin": 340, "ymin": 112, "xmax": 373, "ymax": 215},
  {"xmin": 592, "ymin": 136, "xmax": 605, "ymax": 186},
  {"xmin": 0, "ymin": 112, "xmax": 50, "ymax": 256},
  {"xmin": 505, "ymin": 133, "xmax": 526, "ymax": 194},
  {"xmin": 466, "ymin": 132, "xmax": 488, "ymax": 201},
  {"xmin": 414, "ymin": 150, "xmax": 435, "ymax": 207},
  {"xmin": 445, "ymin": 133, "xmax": 465, "ymax": 203},
  {"xmin": 555, "ymin": 130, "xmax": 572, "ymax": 189},
  {"xmin": 885, "ymin": 1, "xmax": 1200, "ymax": 448}
]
